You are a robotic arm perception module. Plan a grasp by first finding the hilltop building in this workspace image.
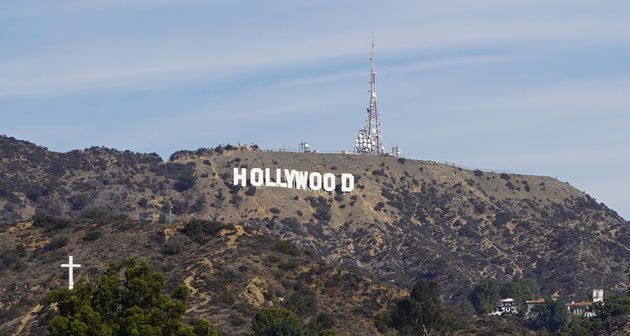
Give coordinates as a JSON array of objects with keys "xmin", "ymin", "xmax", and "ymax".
[
  {"xmin": 524, "ymin": 289, "xmax": 604, "ymax": 319},
  {"xmin": 490, "ymin": 298, "xmax": 518, "ymax": 316}
]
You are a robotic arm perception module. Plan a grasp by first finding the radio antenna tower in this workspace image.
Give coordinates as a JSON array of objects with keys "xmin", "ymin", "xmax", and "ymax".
[{"xmin": 354, "ymin": 33, "xmax": 384, "ymax": 154}]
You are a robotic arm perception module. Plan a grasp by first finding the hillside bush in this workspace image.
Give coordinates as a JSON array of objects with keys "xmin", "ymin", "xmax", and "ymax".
[
  {"xmin": 174, "ymin": 168, "xmax": 197, "ymax": 192},
  {"xmin": 163, "ymin": 235, "xmax": 187, "ymax": 255},
  {"xmin": 45, "ymin": 237, "xmax": 69, "ymax": 251},
  {"xmin": 180, "ymin": 219, "xmax": 228, "ymax": 244},
  {"xmin": 284, "ymin": 292, "xmax": 317, "ymax": 320},
  {"xmin": 372, "ymin": 169, "xmax": 386, "ymax": 177},
  {"xmin": 47, "ymin": 162, "xmax": 66, "ymax": 177},
  {"xmin": 32, "ymin": 213, "xmax": 70, "ymax": 231},
  {"xmin": 306, "ymin": 196, "xmax": 332, "ymax": 222},
  {"xmin": 0, "ymin": 247, "xmax": 25, "ymax": 271},
  {"xmin": 492, "ymin": 212, "xmax": 512, "ymax": 227},
  {"xmin": 245, "ymin": 186, "xmax": 256, "ymax": 196},
  {"xmin": 272, "ymin": 240, "xmax": 300, "ymax": 257},
  {"xmin": 82, "ymin": 230, "xmax": 102, "ymax": 242},
  {"xmin": 68, "ymin": 193, "xmax": 90, "ymax": 211},
  {"xmin": 251, "ymin": 307, "xmax": 301, "ymax": 336}
]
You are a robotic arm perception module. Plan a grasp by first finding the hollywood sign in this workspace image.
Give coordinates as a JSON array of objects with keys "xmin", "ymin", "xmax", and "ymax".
[{"xmin": 233, "ymin": 168, "xmax": 354, "ymax": 192}]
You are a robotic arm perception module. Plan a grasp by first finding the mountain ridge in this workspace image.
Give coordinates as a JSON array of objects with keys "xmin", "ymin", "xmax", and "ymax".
[{"xmin": 1, "ymin": 135, "xmax": 629, "ymax": 309}]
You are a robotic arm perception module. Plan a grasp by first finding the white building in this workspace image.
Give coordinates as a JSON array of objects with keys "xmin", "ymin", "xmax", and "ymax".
[{"xmin": 490, "ymin": 298, "xmax": 518, "ymax": 316}]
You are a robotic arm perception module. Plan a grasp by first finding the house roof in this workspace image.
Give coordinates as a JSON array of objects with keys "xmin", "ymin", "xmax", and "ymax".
[
  {"xmin": 566, "ymin": 302, "xmax": 592, "ymax": 307},
  {"xmin": 526, "ymin": 299, "xmax": 545, "ymax": 304}
]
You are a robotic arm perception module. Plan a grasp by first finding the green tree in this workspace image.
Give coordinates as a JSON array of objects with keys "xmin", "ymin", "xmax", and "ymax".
[
  {"xmin": 304, "ymin": 313, "xmax": 336, "ymax": 336},
  {"xmin": 175, "ymin": 169, "xmax": 197, "ymax": 192},
  {"xmin": 559, "ymin": 315, "xmax": 590, "ymax": 336},
  {"xmin": 536, "ymin": 298, "xmax": 568, "ymax": 333},
  {"xmin": 499, "ymin": 279, "xmax": 539, "ymax": 312},
  {"xmin": 251, "ymin": 307, "xmax": 302, "ymax": 336},
  {"xmin": 468, "ymin": 278, "xmax": 499, "ymax": 314},
  {"xmin": 46, "ymin": 257, "xmax": 217, "ymax": 336},
  {"xmin": 388, "ymin": 280, "xmax": 447, "ymax": 336}
]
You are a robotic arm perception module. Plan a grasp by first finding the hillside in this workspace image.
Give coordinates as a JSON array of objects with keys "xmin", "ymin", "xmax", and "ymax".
[
  {"xmin": 0, "ymin": 215, "xmax": 406, "ymax": 335},
  {"xmin": 1, "ymin": 135, "xmax": 629, "ymax": 308}
]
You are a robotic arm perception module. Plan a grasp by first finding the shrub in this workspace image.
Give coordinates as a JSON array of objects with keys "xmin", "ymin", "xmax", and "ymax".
[
  {"xmin": 180, "ymin": 219, "xmax": 227, "ymax": 244},
  {"xmin": 500, "ymin": 173, "xmax": 511, "ymax": 180},
  {"xmin": 220, "ymin": 291, "xmax": 235, "ymax": 305},
  {"xmin": 0, "ymin": 248, "xmax": 25, "ymax": 271},
  {"xmin": 25, "ymin": 186, "xmax": 42, "ymax": 202},
  {"xmin": 80, "ymin": 208, "xmax": 110, "ymax": 221},
  {"xmin": 82, "ymin": 230, "xmax": 102, "ymax": 242},
  {"xmin": 174, "ymin": 169, "xmax": 197, "ymax": 192},
  {"xmin": 47, "ymin": 162, "xmax": 66, "ymax": 177},
  {"xmin": 81, "ymin": 208, "xmax": 129, "ymax": 223},
  {"xmin": 32, "ymin": 213, "xmax": 70, "ymax": 231},
  {"xmin": 314, "ymin": 203, "xmax": 331, "ymax": 222},
  {"xmin": 283, "ymin": 288, "xmax": 318, "ymax": 318},
  {"xmin": 245, "ymin": 186, "xmax": 256, "ymax": 196},
  {"xmin": 15, "ymin": 244, "xmax": 27, "ymax": 257},
  {"xmin": 45, "ymin": 237, "xmax": 69, "ymax": 251},
  {"xmin": 163, "ymin": 235, "xmax": 187, "ymax": 255},
  {"xmin": 306, "ymin": 313, "xmax": 336, "ymax": 334},
  {"xmin": 473, "ymin": 169, "xmax": 483, "ymax": 177},
  {"xmin": 68, "ymin": 194, "xmax": 89, "ymax": 211},
  {"xmin": 372, "ymin": 169, "xmax": 386, "ymax": 177},
  {"xmin": 270, "ymin": 207, "xmax": 281, "ymax": 215},
  {"xmin": 492, "ymin": 212, "xmax": 512, "ymax": 227},
  {"xmin": 137, "ymin": 197, "xmax": 148, "ymax": 208},
  {"xmin": 272, "ymin": 241, "xmax": 300, "ymax": 257},
  {"xmin": 252, "ymin": 307, "xmax": 301, "ymax": 336}
]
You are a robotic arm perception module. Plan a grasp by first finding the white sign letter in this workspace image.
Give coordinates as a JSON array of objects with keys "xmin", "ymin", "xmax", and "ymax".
[
  {"xmin": 265, "ymin": 168, "xmax": 277, "ymax": 187},
  {"xmin": 309, "ymin": 172, "xmax": 322, "ymax": 191},
  {"xmin": 276, "ymin": 168, "xmax": 287, "ymax": 187},
  {"xmin": 284, "ymin": 169, "xmax": 297, "ymax": 189},
  {"xmin": 251, "ymin": 168, "xmax": 263, "ymax": 187},
  {"xmin": 233, "ymin": 168, "xmax": 247, "ymax": 187},
  {"xmin": 341, "ymin": 173, "xmax": 354, "ymax": 192},
  {"xmin": 295, "ymin": 171, "xmax": 308, "ymax": 190},
  {"xmin": 323, "ymin": 173, "xmax": 335, "ymax": 192}
]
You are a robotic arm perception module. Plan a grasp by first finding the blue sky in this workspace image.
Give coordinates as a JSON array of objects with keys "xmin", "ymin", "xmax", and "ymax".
[{"xmin": 1, "ymin": 0, "xmax": 630, "ymax": 219}]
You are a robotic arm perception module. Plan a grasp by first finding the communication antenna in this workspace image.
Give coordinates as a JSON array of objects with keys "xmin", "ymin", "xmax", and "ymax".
[
  {"xmin": 165, "ymin": 201, "xmax": 173, "ymax": 224},
  {"xmin": 299, "ymin": 141, "xmax": 311, "ymax": 153},
  {"xmin": 354, "ymin": 33, "xmax": 385, "ymax": 154}
]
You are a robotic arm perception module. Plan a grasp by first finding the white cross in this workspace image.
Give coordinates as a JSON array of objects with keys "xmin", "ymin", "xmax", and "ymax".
[{"xmin": 61, "ymin": 256, "xmax": 81, "ymax": 290}]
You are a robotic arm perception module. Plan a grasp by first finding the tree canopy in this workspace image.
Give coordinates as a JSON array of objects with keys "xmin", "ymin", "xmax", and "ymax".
[
  {"xmin": 251, "ymin": 307, "xmax": 302, "ymax": 336},
  {"xmin": 378, "ymin": 280, "xmax": 450, "ymax": 336},
  {"xmin": 45, "ymin": 257, "xmax": 217, "ymax": 336}
]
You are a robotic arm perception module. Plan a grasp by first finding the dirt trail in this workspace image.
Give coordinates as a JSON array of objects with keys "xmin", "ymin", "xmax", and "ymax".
[
  {"xmin": 12, "ymin": 304, "xmax": 42, "ymax": 336},
  {"xmin": 184, "ymin": 258, "xmax": 214, "ymax": 312},
  {"xmin": 225, "ymin": 225, "xmax": 247, "ymax": 249}
]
